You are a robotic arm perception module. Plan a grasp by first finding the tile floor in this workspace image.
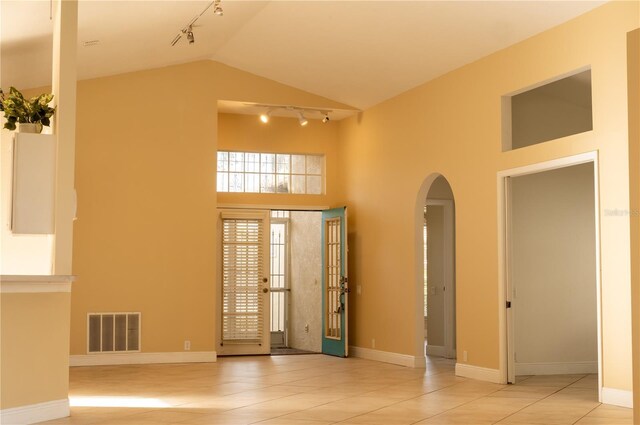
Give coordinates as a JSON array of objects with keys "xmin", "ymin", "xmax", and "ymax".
[{"xmin": 41, "ymin": 355, "xmax": 632, "ymax": 425}]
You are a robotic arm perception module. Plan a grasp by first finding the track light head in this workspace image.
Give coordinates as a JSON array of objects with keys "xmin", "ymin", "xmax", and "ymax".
[
  {"xmin": 298, "ymin": 112, "xmax": 308, "ymax": 126},
  {"xmin": 187, "ymin": 26, "xmax": 195, "ymax": 44},
  {"xmin": 214, "ymin": 4, "xmax": 224, "ymax": 16},
  {"xmin": 322, "ymin": 114, "xmax": 330, "ymax": 123},
  {"xmin": 260, "ymin": 110, "xmax": 271, "ymax": 124},
  {"xmin": 172, "ymin": 1, "xmax": 224, "ymax": 46}
]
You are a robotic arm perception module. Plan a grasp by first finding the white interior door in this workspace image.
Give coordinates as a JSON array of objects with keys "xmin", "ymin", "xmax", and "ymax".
[{"xmin": 217, "ymin": 210, "xmax": 270, "ymax": 355}]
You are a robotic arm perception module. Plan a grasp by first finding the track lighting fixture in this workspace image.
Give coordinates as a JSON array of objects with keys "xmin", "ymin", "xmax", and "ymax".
[
  {"xmin": 213, "ymin": 1, "xmax": 224, "ymax": 16},
  {"xmin": 171, "ymin": 0, "xmax": 223, "ymax": 46},
  {"xmin": 187, "ymin": 26, "xmax": 195, "ymax": 44},
  {"xmin": 260, "ymin": 110, "xmax": 271, "ymax": 124},
  {"xmin": 250, "ymin": 104, "xmax": 332, "ymax": 126}
]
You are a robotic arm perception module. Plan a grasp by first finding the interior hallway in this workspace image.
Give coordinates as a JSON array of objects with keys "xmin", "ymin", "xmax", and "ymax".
[{"xmin": 40, "ymin": 356, "xmax": 631, "ymax": 425}]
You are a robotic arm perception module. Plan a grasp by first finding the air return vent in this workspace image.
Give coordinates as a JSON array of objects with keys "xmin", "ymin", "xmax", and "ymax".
[{"xmin": 88, "ymin": 313, "xmax": 140, "ymax": 353}]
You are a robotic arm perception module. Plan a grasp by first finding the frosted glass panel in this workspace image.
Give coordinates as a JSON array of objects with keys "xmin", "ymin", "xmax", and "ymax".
[
  {"xmin": 292, "ymin": 175, "xmax": 305, "ymax": 194},
  {"xmin": 307, "ymin": 176, "xmax": 322, "ymax": 195},
  {"xmin": 306, "ymin": 155, "xmax": 323, "ymax": 175},
  {"xmin": 292, "ymin": 155, "xmax": 305, "ymax": 174},
  {"xmin": 217, "ymin": 151, "xmax": 324, "ymax": 194}
]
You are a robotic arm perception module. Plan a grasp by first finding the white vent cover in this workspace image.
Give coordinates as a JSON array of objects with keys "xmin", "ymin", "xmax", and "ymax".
[{"xmin": 88, "ymin": 313, "xmax": 140, "ymax": 353}]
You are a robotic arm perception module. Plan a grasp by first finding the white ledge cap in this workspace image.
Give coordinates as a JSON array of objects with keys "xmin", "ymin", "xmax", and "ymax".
[{"xmin": 1, "ymin": 275, "xmax": 75, "ymax": 293}]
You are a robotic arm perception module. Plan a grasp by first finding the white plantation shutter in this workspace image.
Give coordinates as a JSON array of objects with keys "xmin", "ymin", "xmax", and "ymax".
[{"xmin": 222, "ymin": 218, "xmax": 265, "ymax": 342}]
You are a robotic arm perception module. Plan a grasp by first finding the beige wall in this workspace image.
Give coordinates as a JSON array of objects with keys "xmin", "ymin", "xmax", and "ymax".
[
  {"xmin": 626, "ymin": 28, "xmax": 639, "ymax": 423},
  {"xmin": 338, "ymin": 1, "xmax": 638, "ymax": 393},
  {"xmin": 217, "ymin": 113, "xmax": 342, "ymax": 208},
  {"xmin": 511, "ymin": 163, "xmax": 596, "ymax": 369},
  {"xmin": 0, "ymin": 292, "xmax": 70, "ymax": 409},
  {"xmin": 70, "ymin": 61, "xmax": 350, "ymax": 355},
  {"xmin": 289, "ymin": 211, "xmax": 322, "ymax": 352}
]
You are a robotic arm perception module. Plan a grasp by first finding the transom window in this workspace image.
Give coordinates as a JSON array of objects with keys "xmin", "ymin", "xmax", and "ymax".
[{"xmin": 217, "ymin": 151, "xmax": 324, "ymax": 194}]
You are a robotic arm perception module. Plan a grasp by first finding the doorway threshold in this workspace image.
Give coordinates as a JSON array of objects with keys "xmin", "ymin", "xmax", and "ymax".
[{"xmin": 271, "ymin": 348, "xmax": 319, "ymax": 356}]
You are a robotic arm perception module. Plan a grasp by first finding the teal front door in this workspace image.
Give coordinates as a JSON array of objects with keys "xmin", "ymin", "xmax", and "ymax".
[{"xmin": 321, "ymin": 207, "xmax": 349, "ymax": 357}]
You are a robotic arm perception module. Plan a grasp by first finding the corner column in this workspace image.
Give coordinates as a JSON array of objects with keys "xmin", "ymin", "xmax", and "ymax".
[{"xmin": 51, "ymin": 0, "xmax": 78, "ymax": 275}]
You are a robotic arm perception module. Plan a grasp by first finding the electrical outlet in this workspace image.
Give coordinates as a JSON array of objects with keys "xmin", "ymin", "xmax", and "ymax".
[
  {"xmin": 184, "ymin": 340, "xmax": 191, "ymax": 351},
  {"xmin": 372, "ymin": 338, "xmax": 376, "ymax": 349},
  {"xmin": 463, "ymin": 350, "xmax": 468, "ymax": 362},
  {"xmin": 304, "ymin": 324, "xmax": 309, "ymax": 333}
]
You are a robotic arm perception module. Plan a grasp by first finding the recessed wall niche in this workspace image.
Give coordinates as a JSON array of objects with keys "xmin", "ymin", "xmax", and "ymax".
[{"xmin": 502, "ymin": 69, "xmax": 593, "ymax": 151}]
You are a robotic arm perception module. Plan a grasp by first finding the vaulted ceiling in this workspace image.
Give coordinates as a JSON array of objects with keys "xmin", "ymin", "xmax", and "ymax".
[{"xmin": 1, "ymin": 1, "xmax": 605, "ymax": 110}]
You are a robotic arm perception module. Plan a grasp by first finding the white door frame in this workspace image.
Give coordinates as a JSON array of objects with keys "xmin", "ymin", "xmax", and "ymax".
[
  {"xmin": 216, "ymin": 209, "xmax": 271, "ymax": 355},
  {"xmin": 269, "ymin": 217, "xmax": 291, "ymax": 349},
  {"xmin": 497, "ymin": 151, "xmax": 602, "ymax": 400},
  {"xmin": 425, "ymin": 199, "xmax": 456, "ymax": 359}
]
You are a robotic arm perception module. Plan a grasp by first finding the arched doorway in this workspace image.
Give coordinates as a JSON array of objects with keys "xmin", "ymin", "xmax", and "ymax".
[{"xmin": 415, "ymin": 174, "xmax": 456, "ymax": 364}]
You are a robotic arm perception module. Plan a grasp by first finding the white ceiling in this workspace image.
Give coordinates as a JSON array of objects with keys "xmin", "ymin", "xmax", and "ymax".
[{"xmin": 1, "ymin": 0, "xmax": 605, "ymax": 110}]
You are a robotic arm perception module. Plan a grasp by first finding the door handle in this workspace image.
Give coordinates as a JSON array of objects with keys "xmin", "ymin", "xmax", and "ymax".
[{"xmin": 262, "ymin": 288, "xmax": 269, "ymax": 293}]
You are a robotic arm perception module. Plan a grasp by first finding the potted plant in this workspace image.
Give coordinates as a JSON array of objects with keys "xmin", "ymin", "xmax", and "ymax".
[{"xmin": 0, "ymin": 87, "xmax": 56, "ymax": 133}]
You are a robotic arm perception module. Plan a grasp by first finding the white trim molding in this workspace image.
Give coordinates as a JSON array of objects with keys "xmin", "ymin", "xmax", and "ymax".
[
  {"xmin": 496, "ymin": 151, "xmax": 603, "ymax": 396},
  {"xmin": 0, "ymin": 275, "xmax": 74, "ymax": 293},
  {"xmin": 515, "ymin": 361, "xmax": 597, "ymax": 376},
  {"xmin": 455, "ymin": 363, "xmax": 503, "ymax": 384},
  {"xmin": 601, "ymin": 387, "xmax": 633, "ymax": 408},
  {"xmin": 0, "ymin": 398, "xmax": 69, "ymax": 425},
  {"xmin": 350, "ymin": 346, "xmax": 424, "ymax": 368},
  {"xmin": 70, "ymin": 351, "xmax": 217, "ymax": 366}
]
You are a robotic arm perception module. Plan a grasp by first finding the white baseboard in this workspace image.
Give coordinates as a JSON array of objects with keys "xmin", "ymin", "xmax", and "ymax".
[
  {"xmin": 350, "ymin": 346, "xmax": 423, "ymax": 368},
  {"xmin": 515, "ymin": 361, "xmax": 597, "ymax": 376},
  {"xmin": 70, "ymin": 351, "xmax": 217, "ymax": 366},
  {"xmin": 0, "ymin": 399, "xmax": 69, "ymax": 425},
  {"xmin": 425, "ymin": 345, "xmax": 446, "ymax": 357},
  {"xmin": 601, "ymin": 387, "xmax": 633, "ymax": 408},
  {"xmin": 455, "ymin": 363, "xmax": 503, "ymax": 384}
]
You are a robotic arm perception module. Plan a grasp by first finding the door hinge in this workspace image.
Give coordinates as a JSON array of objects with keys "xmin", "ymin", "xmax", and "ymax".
[{"xmin": 506, "ymin": 301, "xmax": 512, "ymax": 308}]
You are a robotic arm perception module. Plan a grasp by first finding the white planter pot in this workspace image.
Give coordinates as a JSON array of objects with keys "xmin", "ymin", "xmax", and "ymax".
[{"xmin": 17, "ymin": 123, "xmax": 43, "ymax": 133}]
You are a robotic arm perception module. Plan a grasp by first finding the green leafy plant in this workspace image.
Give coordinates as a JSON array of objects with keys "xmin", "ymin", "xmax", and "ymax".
[{"xmin": 0, "ymin": 87, "xmax": 56, "ymax": 131}]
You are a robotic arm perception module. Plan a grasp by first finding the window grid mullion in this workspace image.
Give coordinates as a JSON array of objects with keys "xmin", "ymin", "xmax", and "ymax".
[{"xmin": 217, "ymin": 151, "xmax": 323, "ymax": 195}]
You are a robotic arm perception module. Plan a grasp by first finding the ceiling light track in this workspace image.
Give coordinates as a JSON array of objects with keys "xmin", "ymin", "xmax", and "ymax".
[
  {"xmin": 171, "ymin": 0, "xmax": 223, "ymax": 47},
  {"xmin": 252, "ymin": 104, "xmax": 332, "ymax": 126}
]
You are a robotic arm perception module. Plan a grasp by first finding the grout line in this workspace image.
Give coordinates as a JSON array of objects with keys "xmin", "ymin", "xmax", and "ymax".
[
  {"xmin": 491, "ymin": 375, "xmax": 595, "ymax": 425},
  {"xmin": 65, "ymin": 359, "xmax": 604, "ymax": 425},
  {"xmin": 570, "ymin": 403, "xmax": 602, "ymax": 425},
  {"xmin": 245, "ymin": 359, "xmax": 461, "ymax": 424}
]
